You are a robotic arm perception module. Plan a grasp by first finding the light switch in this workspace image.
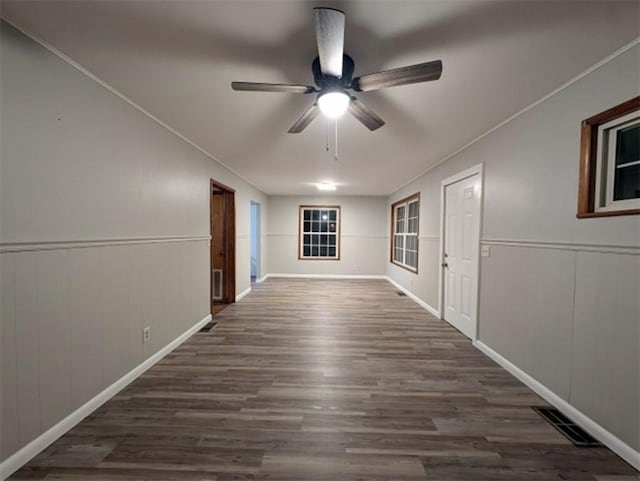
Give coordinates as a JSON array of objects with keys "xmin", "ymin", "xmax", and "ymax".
[{"xmin": 481, "ymin": 245, "xmax": 490, "ymax": 257}]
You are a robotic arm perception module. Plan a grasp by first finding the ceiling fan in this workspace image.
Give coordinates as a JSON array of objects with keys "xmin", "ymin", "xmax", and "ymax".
[{"xmin": 231, "ymin": 7, "xmax": 442, "ymax": 133}]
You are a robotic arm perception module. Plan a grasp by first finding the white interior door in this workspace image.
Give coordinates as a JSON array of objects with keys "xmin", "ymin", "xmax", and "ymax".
[{"xmin": 443, "ymin": 173, "xmax": 481, "ymax": 339}]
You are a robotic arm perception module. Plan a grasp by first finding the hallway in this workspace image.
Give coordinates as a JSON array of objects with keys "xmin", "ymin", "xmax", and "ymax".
[{"xmin": 10, "ymin": 279, "xmax": 635, "ymax": 480}]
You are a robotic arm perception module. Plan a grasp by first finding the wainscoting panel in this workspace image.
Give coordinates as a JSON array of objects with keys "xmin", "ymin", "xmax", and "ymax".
[
  {"xmin": 235, "ymin": 236, "xmax": 251, "ymax": 297},
  {"xmin": 13, "ymin": 252, "xmax": 41, "ymax": 449},
  {"xmin": 266, "ymin": 234, "xmax": 388, "ymax": 276},
  {"xmin": 0, "ymin": 238, "xmax": 211, "ymax": 463},
  {"xmin": 36, "ymin": 250, "xmax": 73, "ymax": 432},
  {"xmin": 571, "ymin": 250, "xmax": 639, "ymax": 452},
  {"xmin": 142, "ymin": 242, "xmax": 173, "ymax": 360},
  {"xmin": 0, "ymin": 254, "xmax": 18, "ymax": 460},
  {"xmin": 479, "ymin": 242, "xmax": 639, "ymax": 453},
  {"xmin": 102, "ymin": 245, "xmax": 143, "ymax": 385},
  {"xmin": 69, "ymin": 248, "xmax": 103, "ymax": 409},
  {"xmin": 478, "ymin": 244, "xmax": 575, "ymax": 400},
  {"xmin": 387, "ymin": 236, "xmax": 441, "ymax": 312}
]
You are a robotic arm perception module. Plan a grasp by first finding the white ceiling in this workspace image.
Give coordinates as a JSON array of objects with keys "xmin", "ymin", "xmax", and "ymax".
[{"xmin": 2, "ymin": 1, "xmax": 638, "ymax": 195}]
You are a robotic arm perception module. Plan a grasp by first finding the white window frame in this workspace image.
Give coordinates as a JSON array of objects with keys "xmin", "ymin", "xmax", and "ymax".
[
  {"xmin": 595, "ymin": 110, "xmax": 640, "ymax": 212},
  {"xmin": 391, "ymin": 194, "xmax": 419, "ymax": 273},
  {"xmin": 298, "ymin": 206, "xmax": 340, "ymax": 260}
]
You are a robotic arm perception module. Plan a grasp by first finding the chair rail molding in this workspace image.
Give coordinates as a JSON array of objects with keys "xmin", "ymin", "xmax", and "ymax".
[
  {"xmin": 480, "ymin": 238, "xmax": 639, "ymax": 255},
  {"xmin": 0, "ymin": 235, "xmax": 211, "ymax": 253}
]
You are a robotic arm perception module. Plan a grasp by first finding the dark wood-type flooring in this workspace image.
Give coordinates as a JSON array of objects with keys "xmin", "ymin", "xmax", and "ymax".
[
  {"xmin": 11, "ymin": 279, "xmax": 637, "ymax": 480},
  {"xmin": 212, "ymin": 303, "xmax": 229, "ymax": 316}
]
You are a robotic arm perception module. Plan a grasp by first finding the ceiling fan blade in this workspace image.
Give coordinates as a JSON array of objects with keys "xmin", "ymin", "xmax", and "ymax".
[
  {"xmin": 288, "ymin": 103, "xmax": 320, "ymax": 134},
  {"xmin": 349, "ymin": 97, "xmax": 385, "ymax": 131},
  {"xmin": 352, "ymin": 60, "xmax": 443, "ymax": 92},
  {"xmin": 313, "ymin": 7, "xmax": 345, "ymax": 78},
  {"xmin": 231, "ymin": 82, "xmax": 316, "ymax": 94}
]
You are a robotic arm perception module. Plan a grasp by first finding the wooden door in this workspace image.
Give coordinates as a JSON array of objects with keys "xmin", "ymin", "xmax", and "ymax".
[{"xmin": 210, "ymin": 179, "xmax": 235, "ymax": 314}]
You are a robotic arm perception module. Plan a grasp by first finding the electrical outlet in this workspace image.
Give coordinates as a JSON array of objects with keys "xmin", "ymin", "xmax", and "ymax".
[
  {"xmin": 143, "ymin": 326, "xmax": 151, "ymax": 343},
  {"xmin": 481, "ymin": 245, "xmax": 491, "ymax": 257}
]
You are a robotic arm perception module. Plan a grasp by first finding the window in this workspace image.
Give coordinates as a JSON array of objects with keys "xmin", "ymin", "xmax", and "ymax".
[
  {"xmin": 578, "ymin": 97, "xmax": 640, "ymax": 217},
  {"xmin": 391, "ymin": 194, "xmax": 419, "ymax": 272},
  {"xmin": 596, "ymin": 112, "xmax": 640, "ymax": 210},
  {"xmin": 299, "ymin": 206, "xmax": 340, "ymax": 260}
]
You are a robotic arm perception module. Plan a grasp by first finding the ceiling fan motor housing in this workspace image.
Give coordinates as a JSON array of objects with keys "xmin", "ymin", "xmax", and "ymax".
[
  {"xmin": 231, "ymin": 6, "xmax": 442, "ymax": 133},
  {"xmin": 312, "ymin": 54, "xmax": 355, "ymax": 91}
]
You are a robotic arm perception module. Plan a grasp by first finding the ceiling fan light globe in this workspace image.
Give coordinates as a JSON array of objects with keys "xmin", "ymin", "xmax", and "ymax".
[{"xmin": 318, "ymin": 91, "xmax": 350, "ymax": 119}]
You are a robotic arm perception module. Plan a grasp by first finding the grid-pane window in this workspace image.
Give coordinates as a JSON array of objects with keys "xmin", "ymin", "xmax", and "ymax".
[
  {"xmin": 391, "ymin": 194, "xmax": 419, "ymax": 272},
  {"xmin": 577, "ymin": 98, "xmax": 639, "ymax": 218},
  {"xmin": 299, "ymin": 206, "xmax": 340, "ymax": 259},
  {"xmin": 612, "ymin": 122, "xmax": 639, "ymax": 201},
  {"xmin": 595, "ymin": 110, "xmax": 640, "ymax": 211}
]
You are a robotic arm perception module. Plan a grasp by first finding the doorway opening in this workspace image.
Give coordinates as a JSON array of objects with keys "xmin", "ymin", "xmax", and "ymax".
[
  {"xmin": 250, "ymin": 201, "xmax": 261, "ymax": 284},
  {"xmin": 439, "ymin": 164, "xmax": 483, "ymax": 340},
  {"xmin": 210, "ymin": 179, "xmax": 236, "ymax": 316}
]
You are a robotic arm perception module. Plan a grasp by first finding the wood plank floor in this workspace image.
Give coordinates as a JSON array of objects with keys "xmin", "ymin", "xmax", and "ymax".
[{"xmin": 11, "ymin": 279, "xmax": 637, "ymax": 480}]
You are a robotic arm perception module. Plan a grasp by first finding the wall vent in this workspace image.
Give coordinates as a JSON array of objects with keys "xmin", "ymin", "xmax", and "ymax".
[
  {"xmin": 212, "ymin": 269, "xmax": 223, "ymax": 300},
  {"xmin": 532, "ymin": 406, "xmax": 602, "ymax": 447}
]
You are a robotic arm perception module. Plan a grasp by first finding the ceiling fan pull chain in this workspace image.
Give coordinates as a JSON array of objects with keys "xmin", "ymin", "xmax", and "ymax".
[
  {"xmin": 326, "ymin": 118, "xmax": 330, "ymax": 152},
  {"xmin": 334, "ymin": 119, "xmax": 338, "ymax": 161}
]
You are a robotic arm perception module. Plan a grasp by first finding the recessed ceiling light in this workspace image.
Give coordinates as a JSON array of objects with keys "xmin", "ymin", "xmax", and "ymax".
[{"xmin": 316, "ymin": 182, "xmax": 337, "ymax": 191}]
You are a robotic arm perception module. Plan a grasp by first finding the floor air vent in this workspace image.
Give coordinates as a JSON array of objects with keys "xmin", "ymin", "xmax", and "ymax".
[
  {"xmin": 199, "ymin": 321, "xmax": 218, "ymax": 333},
  {"xmin": 533, "ymin": 407, "xmax": 602, "ymax": 447},
  {"xmin": 396, "ymin": 291, "xmax": 407, "ymax": 296}
]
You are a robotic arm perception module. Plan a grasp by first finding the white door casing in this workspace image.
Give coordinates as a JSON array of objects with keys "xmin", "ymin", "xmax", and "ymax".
[{"xmin": 440, "ymin": 165, "xmax": 483, "ymax": 339}]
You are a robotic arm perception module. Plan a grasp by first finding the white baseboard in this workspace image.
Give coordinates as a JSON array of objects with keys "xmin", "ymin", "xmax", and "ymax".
[
  {"xmin": 0, "ymin": 313, "xmax": 212, "ymax": 481},
  {"xmin": 474, "ymin": 340, "xmax": 640, "ymax": 471},
  {"xmin": 265, "ymin": 273, "xmax": 387, "ymax": 280},
  {"xmin": 384, "ymin": 276, "xmax": 441, "ymax": 318},
  {"xmin": 256, "ymin": 275, "xmax": 268, "ymax": 283},
  {"xmin": 235, "ymin": 286, "xmax": 251, "ymax": 301}
]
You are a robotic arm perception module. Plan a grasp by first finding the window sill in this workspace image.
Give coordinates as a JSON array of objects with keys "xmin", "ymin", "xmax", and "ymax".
[
  {"xmin": 298, "ymin": 257, "xmax": 341, "ymax": 261},
  {"xmin": 391, "ymin": 260, "xmax": 418, "ymax": 274},
  {"xmin": 577, "ymin": 209, "xmax": 640, "ymax": 219}
]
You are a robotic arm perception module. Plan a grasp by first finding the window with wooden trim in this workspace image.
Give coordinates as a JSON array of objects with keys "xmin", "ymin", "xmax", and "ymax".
[
  {"xmin": 298, "ymin": 206, "xmax": 340, "ymax": 260},
  {"xmin": 578, "ymin": 97, "xmax": 640, "ymax": 218},
  {"xmin": 391, "ymin": 194, "xmax": 419, "ymax": 272}
]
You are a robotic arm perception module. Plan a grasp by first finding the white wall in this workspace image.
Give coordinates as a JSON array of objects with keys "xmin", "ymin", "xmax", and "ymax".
[
  {"xmin": 250, "ymin": 202, "xmax": 260, "ymax": 279},
  {"xmin": 0, "ymin": 22, "xmax": 267, "ymax": 464},
  {"xmin": 267, "ymin": 196, "xmax": 387, "ymax": 276},
  {"xmin": 387, "ymin": 44, "xmax": 640, "ymax": 459},
  {"xmin": 1, "ymin": 12, "xmax": 638, "ymax": 475}
]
